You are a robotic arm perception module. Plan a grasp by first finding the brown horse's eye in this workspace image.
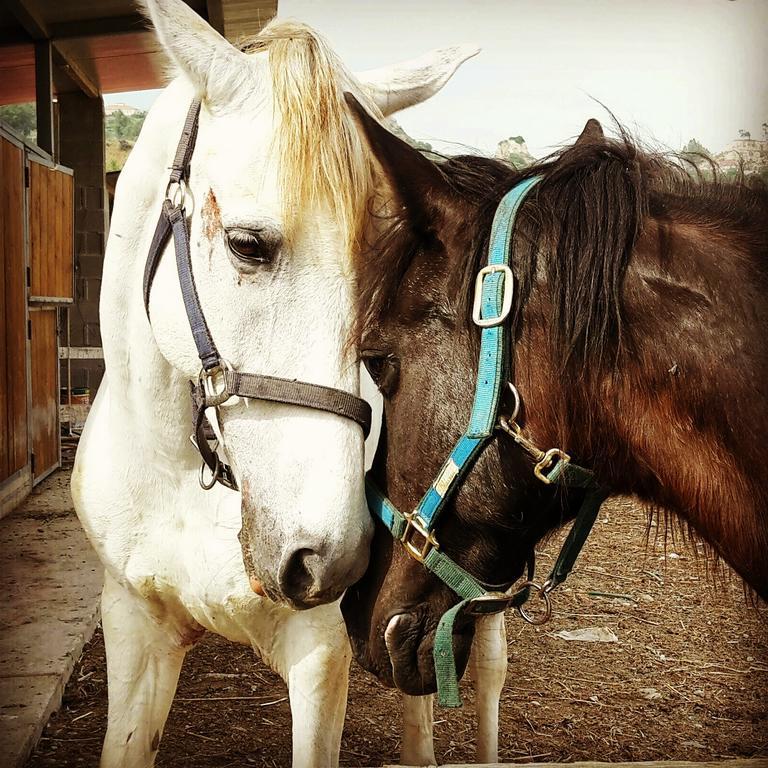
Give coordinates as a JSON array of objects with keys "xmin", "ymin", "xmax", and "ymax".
[
  {"xmin": 225, "ymin": 227, "xmax": 281, "ymax": 265},
  {"xmin": 362, "ymin": 350, "xmax": 399, "ymax": 395}
]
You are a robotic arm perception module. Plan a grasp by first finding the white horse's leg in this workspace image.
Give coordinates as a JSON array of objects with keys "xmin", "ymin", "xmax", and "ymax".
[
  {"xmin": 277, "ymin": 611, "xmax": 350, "ymax": 768},
  {"xmin": 99, "ymin": 571, "xmax": 190, "ymax": 768},
  {"xmin": 400, "ymin": 694, "xmax": 436, "ymax": 766},
  {"xmin": 469, "ymin": 612, "xmax": 507, "ymax": 763}
]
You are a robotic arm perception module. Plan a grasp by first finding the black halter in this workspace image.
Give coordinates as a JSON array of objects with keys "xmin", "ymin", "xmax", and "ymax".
[{"xmin": 143, "ymin": 100, "xmax": 372, "ymax": 491}]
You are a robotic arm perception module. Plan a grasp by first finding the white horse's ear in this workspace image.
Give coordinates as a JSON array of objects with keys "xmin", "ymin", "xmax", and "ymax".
[
  {"xmin": 139, "ymin": 0, "xmax": 251, "ymax": 107},
  {"xmin": 355, "ymin": 45, "xmax": 480, "ymax": 117}
]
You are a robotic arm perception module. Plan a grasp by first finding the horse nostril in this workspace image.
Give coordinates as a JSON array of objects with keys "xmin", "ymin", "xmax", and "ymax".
[{"xmin": 278, "ymin": 547, "xmax": 322, "ymax": 604}]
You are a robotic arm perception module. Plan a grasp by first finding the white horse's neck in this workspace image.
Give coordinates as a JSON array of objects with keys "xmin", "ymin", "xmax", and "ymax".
[{"xmin": 100, "ymin": 78, "xmax": 203, "ymax": 469}]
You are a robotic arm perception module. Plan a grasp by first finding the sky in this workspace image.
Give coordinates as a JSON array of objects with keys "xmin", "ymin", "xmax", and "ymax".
[{"xmin": 104, "ymin": 0, "xmax": 768, "ymax": 158}]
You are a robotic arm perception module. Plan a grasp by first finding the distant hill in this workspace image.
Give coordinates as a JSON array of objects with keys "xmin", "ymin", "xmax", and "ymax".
[
  {"xmin": 99, "ymin": 104, "xmax": 768, "ymax": 185},
  {"xmin": 496, "ymin": 135, "xmax": 535, "ymax": 168},
  {"xmin": 681, "ymin": 135, "xmax": 768, "ymax": 182},
  {"xmin": 714, "ymin": 137, "xmax": 768, "ymax": 179}
]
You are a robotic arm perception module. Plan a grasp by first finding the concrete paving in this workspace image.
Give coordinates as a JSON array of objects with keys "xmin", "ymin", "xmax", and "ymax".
[{"xmin": 0, "ymin": 469, "xmax": 102, "ymax": 768}]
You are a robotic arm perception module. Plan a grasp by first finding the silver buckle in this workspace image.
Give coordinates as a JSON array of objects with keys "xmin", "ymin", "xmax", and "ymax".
[
  {"xmin": 471, "ymin": 264, "xmax": 514, "ymax": 328},
  {"xmin": 199, "ymin": 359, "xmax": 232, "ymax": 408},
  {"xmin": 165, "ymin": 178, "xmax": 188, "ymax": 210}
]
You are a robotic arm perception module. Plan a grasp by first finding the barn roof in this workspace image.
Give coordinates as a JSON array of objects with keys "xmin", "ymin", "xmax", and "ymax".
[{"xmin": 0, "ymin": 0, "xmax": 278, "ymax": 105}]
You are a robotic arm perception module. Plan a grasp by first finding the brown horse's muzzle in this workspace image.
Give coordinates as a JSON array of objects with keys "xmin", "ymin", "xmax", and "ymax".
[
  {"xmin": 342, "ymin": 587, "xmax": 475, "ymax": 696},
  {"xmin": 383, "ymin": 608, "xmax": 475, "ymax": 695}
]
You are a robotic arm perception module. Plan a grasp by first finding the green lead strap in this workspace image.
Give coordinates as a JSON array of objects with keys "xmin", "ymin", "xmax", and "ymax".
[{"xmin": 433, "ymin": 599, "xmax": 473, "ymax": 707}]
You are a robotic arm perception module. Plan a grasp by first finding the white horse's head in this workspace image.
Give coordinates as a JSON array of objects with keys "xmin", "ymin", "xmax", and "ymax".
[{"xmin": 135, "ymin": 0, "xmax": 477, "ymax": 608}]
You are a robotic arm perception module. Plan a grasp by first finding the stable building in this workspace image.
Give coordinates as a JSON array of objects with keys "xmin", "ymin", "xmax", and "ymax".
[{"xmin": 0, "ymin": 0, "xmax": 277, "ymax": 516}]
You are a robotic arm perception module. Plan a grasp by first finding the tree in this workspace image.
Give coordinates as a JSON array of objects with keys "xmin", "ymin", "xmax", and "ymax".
[
  {"xmin": 105, "ymin": 110, "xmax": 147, "ymax": 142},
  {"xmin": 0, "ymin": 103, "xmax": 36, "ymax": 140}
]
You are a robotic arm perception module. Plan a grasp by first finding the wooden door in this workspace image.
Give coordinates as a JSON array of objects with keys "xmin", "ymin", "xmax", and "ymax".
[
  {"xmin": 0, "ymin": 133, "xmax": 29, "ymax": 485},
  {"xmin": 29, "ymin": 309, "xmax": 59, "ymax": 480},
  {"xmin": 26, "ymin": 155, "xmax": 73, "ymax": 483},
  {"xmin": 28, "ymin": 159, "xmax": 74, "ymax": 302}
]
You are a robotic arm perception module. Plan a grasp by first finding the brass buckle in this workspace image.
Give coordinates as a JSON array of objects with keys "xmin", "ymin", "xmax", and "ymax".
[
  {"xmin": 498, "ymin": 415, "xmax": 540, "ymax": 458},
  {"xmin": 471, "ymin": 264, "xmax": 514, "ymax": 328},
  {"xmin": 498, "ymin": 415, "xmax": 571, "ymax": 486},
  {"xmin": 534, "ymin": 448, "xmax": 570, "ymax": 484},
  {"xmin": 401, "ymin": 512, "xmax": 439, "ymax": 563}
]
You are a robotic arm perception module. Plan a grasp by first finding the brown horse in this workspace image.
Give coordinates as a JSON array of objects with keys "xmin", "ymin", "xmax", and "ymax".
[{"xmin": 341, "ymin": 97, "xmax": 768, "ymax": 697}]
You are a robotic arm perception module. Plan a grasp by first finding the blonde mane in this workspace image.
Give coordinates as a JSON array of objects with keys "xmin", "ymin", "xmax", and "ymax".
[{"xmin": 242, "ymin": 21, "xmax": 382, "ymax": 254}]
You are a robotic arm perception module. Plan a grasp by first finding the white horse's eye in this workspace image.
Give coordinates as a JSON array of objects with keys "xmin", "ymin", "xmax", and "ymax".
[{"xmin": 225, "ymin": 226, "xmax": 281, "ymax": 266}]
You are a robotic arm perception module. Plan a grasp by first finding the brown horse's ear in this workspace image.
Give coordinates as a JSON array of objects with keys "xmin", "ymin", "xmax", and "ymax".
[
  {"xmin": 575, "ymin": 118, "xmax": 604, "ymax": 145},
  {"xmin": 344, "ymin": 92, "xmax": 456, "ymax": 233}
]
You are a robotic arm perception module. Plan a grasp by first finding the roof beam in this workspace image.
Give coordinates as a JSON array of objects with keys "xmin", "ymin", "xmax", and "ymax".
[
  {"xmin": 4, "ymin": 0, "xmax": 100, "ymax": 98},
  {"xmin": 49, "ymin": 14, "xmax": 148, "ymax": 40},
  {"xmin": 3, "ymin": 0, "xmax": 48, "ymax": 41},
  {"xmin": 53, "ymin": 45, "xmax": 99, "ymax": 99},
  {"xmin": 34, "ymin": 39, "xmax": 53, "ymax": 155}
]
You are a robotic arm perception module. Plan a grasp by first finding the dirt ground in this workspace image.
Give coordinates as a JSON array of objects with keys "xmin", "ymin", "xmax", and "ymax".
[{"xmin": 25, "ymin": 494, "xmax": 767, "ymax": 768}]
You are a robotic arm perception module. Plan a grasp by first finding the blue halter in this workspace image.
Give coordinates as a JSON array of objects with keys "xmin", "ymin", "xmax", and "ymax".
[{"xmin": 365, "ymin": 175, "xmax": 608, "ymax": 707}]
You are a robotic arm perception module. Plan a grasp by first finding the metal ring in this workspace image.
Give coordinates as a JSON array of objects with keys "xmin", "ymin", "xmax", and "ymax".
[
  {"xmin": 199, "ymin": 359, "xmax": 233, "ymax": 407},
  {"xmin": 506, "ymin": 383, "xmax": 521, "ymax": 422},
  {"xmin": 165, "ymin": 179, "xmax": 196, "ymax": 217},
  {"xmin": 515, "ymin": 580, "xmax": 553, "ymax": 625},
  {"xmin": 199, "ymin": 456, "xmax": 220, "ymax": 490},
  {"xmin": 166, "ymin": 179, "xmax": 187, "ymax": 208}
]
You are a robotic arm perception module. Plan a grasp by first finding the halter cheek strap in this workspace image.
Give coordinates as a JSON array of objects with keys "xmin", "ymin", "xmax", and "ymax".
[
  {"xmin": 366, "ymin": 175, "xmax": 608, "ymax": 707},
  {"xmin": 143, "ymin": 100, "xmax": 372, "ymax": 491}
]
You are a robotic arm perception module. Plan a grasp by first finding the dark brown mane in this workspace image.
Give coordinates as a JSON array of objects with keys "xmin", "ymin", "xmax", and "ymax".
[{"xmin": 359, "ymin": 130, "xmax": 768, "ymax": 379}]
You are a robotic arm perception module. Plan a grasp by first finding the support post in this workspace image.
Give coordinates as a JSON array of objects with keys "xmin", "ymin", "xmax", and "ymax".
[{"xmin": 34, "ymin": 40, "xmax": 53, "ymax": 157}]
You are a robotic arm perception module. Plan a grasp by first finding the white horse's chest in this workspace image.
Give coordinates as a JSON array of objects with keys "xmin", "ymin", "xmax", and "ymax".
[{"xmin": 72, "ymin": 380, "xmax": 323, "ymax": 653}]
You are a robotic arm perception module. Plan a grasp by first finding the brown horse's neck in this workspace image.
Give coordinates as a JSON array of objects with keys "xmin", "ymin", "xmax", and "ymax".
[
  {"xmin": 524, "ymin": 216, "xmax": 768, "ymax": 601},
  {"xmin": 588, "ymin": 371, "xmax": 767, "ymax": 601}
]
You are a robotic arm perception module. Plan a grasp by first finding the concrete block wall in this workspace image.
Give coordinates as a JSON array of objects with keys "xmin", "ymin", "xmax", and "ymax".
[{"xmin": 58, "ymin": 92, "xmax": 108, "ymax": 394}]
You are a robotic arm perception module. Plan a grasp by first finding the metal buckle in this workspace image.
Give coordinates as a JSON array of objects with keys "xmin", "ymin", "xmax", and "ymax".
[
  {"xmin": 401, "ymin": 511, "xmax": 439, "ymax": 563},
  {"xmin": 165, "ymin": 178, "xmax": 188, "ymax": 209},
  {"xmin": 534, "ymin": 448, "xmax": 570, "ymax": 484},
  {"xmin": 471, "ymin": 264, "xmax": 514, "ymax": 328},
  {"xmin": 498, "ymin": 415, "xmax": 540, "ymax": 458},
  {"xmin": 498, "ymin": 415, "xmax": 571, "ymax": 486},
  {"xmin": 516, "ymin": 580, "xmax": 553, "ymax": 625},
  {"xmin": 199, "ymin": 359, "xmax": 232, "ymax": 408}
]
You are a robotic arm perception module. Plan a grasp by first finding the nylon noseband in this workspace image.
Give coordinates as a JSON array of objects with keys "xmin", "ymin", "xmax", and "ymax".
[
  {"xmin": 366, "ymin": 176, "xmax": 609, "ymax": 707},
  {"xmin": 143, "ymin": 100, "xmax": 372, "ymax": 491}
]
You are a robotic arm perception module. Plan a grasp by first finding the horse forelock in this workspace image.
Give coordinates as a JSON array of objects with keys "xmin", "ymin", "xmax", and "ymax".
[{"xmin": 240, "ymin": 20, "xmax": 383, "ymax": 256}]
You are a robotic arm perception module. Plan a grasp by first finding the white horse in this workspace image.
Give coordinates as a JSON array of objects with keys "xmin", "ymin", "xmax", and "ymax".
[{"xmin": 71, "ymin": 0, "xmax": 483, "ymax": 765}]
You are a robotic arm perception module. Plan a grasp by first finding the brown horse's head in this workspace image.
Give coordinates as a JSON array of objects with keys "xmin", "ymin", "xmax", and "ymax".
[
  {"xmin": 340, "ymin": 98, "xmax": 605, "ymax": 693},
  {"xmin": 342, "ymin": 93, "xmax": 768, "ymax": 696}
]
